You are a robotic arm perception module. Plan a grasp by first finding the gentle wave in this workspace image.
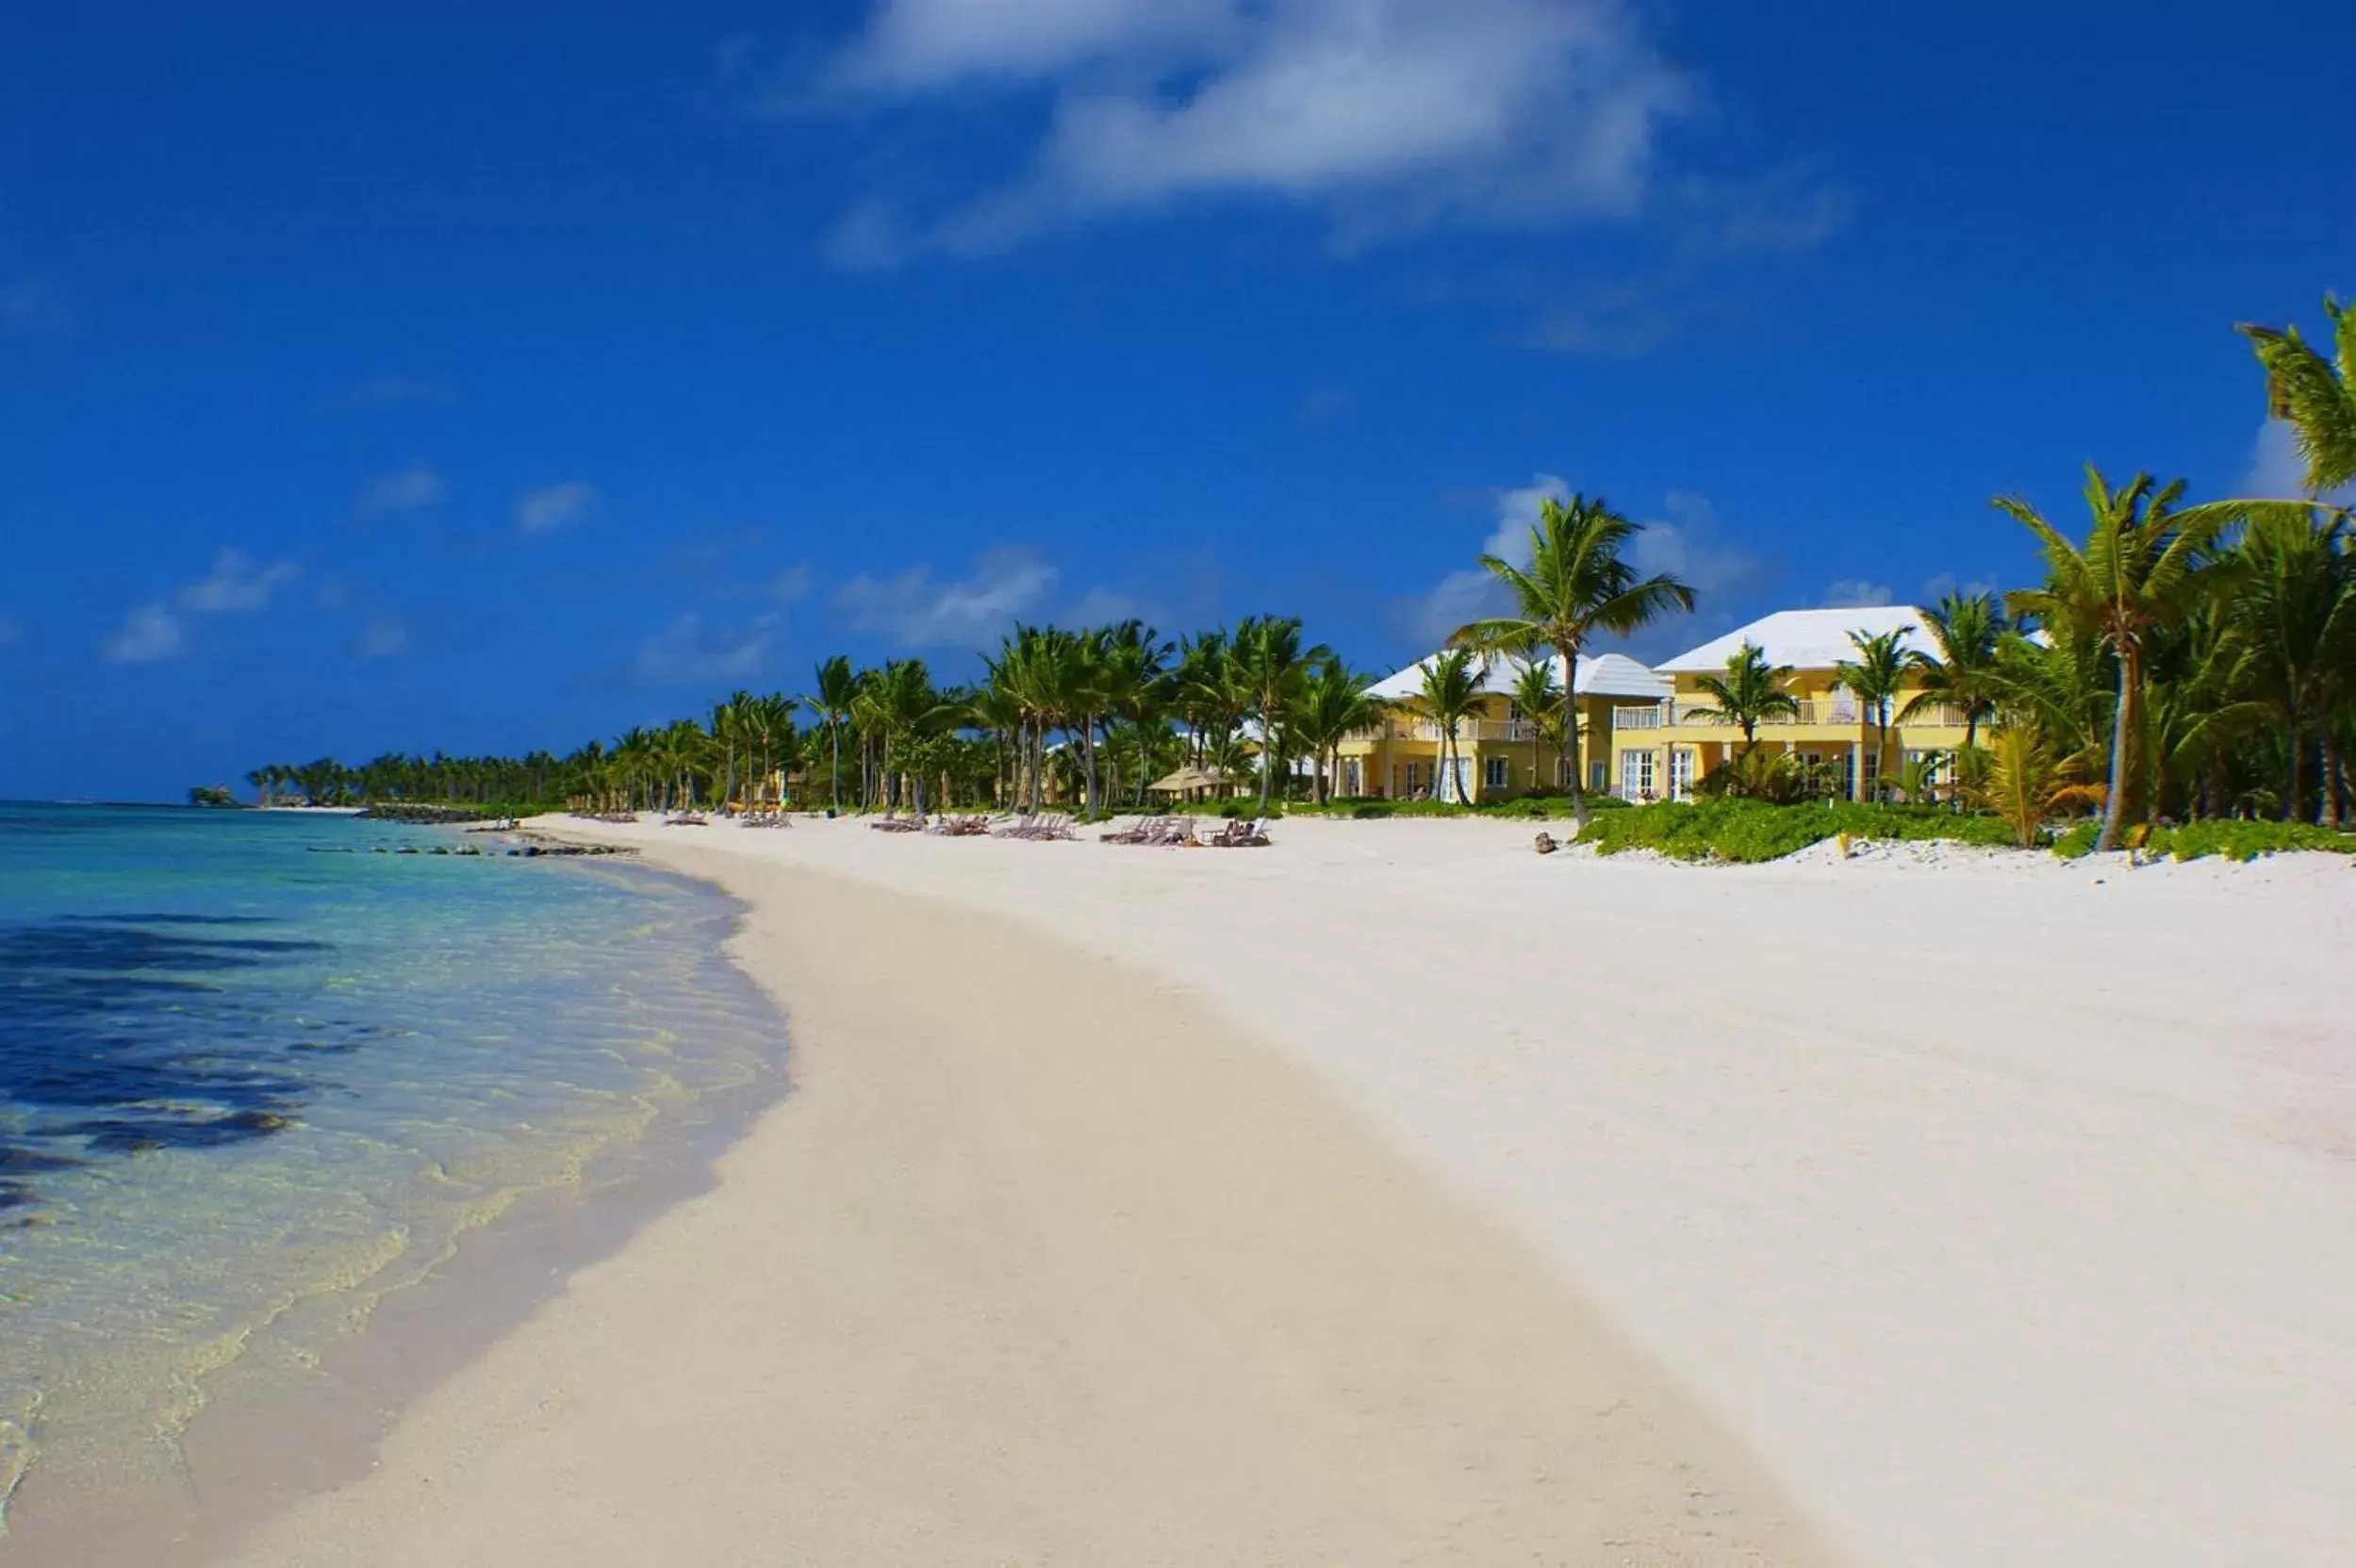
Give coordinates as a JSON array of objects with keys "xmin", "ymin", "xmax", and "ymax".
[{"xmin": 0, "ymin": 803, "xmax": 787, "ymax": 1531}]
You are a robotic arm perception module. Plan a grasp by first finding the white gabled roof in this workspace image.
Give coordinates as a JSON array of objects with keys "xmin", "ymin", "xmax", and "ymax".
[
  {"xmin": 1656, "ymin": 606, "xmax": 1935, "ymax": 674},
  {"xmin": 1369, "ymin": 650, "xmax": 1672, "ymax": 702}
]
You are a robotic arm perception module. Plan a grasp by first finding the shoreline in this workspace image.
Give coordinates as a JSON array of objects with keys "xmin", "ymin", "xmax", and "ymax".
[
  {"xmin": 0, "ymin": 850, "xmax": 790, "ymax": 1567},
  {"xmin": 27, "ymin": 808, "xmax": 2342, "ymax": 1565},
  {"xmin": 198, "ymin": 820, "xmax": 1839, "ymax": 1567}
]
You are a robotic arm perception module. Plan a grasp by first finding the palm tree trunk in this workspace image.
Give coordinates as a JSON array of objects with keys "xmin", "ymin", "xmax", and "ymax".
[
  {"xmin": 1083, "ymin": 718, "xmax": 1100, "ymax": 816},
  {"xmin": 2284, "ymin": 715, "xmax": 2304, "ymax": 824},
  {"xmin": 2097, "ymin": 647, "xmax": 2138, "ymax": 852},
  {"xmin": 1559, "ymin": 644, "xmax": 1588, "ymax": 826},
  {"xmin": 2324, "ymin": 734, "xmax": 2347, "ymax": 828},
  {"xmin": 1258, "ymin": 706, "xmax": 1274, "ymax": 814}
]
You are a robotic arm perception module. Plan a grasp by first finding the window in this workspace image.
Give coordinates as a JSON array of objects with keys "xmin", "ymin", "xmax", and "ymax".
[
  {"xmin": 1588, "ymin": 759, "xmax": 1606, "ymax": 792},
  {"xmin": 1484, "ymin": 756, "xmax": 1510, "ymax": 793},
  {"xmin": 1343, "ymin": 759, "xmax": 1363, "ymax": 797},
  {"xmin": 1620, "ymin": 749, "xmax": 1656, "ymax": 800},
  {"xmin": 1668, "ymin": 747, "xmax": 1695, "ymax": 801}
]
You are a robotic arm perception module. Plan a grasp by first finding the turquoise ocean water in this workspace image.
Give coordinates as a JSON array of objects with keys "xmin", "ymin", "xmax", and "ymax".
[{"xmin": 0, "ymin": 803, "xmax": 785, "ymax": 1534}]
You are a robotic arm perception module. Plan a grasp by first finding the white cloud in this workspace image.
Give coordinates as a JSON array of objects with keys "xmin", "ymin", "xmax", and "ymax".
[
  {"xmin": 516, "ymin": 481, "xmax": 599, "ymax": 535},
  {"xmin": 99, "ymin": 549, "xmax": 302, "ymax": 663},
  {"xmin": 103, "ymin": 604, "xmax": 187, "ymax": 664},
  {"xmin": 1403, "ymin": 472, "xmax": 1570, "ymax": 645},
  {"xmin": 2239, "ymin": 417, "xmax": 2356, "ymax": 504},
  {"xmin": 836, "ymin": 548, "xmax": 1058, "ymax": 645},
  {"xmin": 1921, "ymin": 571, "xmax": 1999, "ymax": 603},
  {"xmin": 813, "ymin": 0, "xmax": 1691, "ymax": 262},
  {"xmin": 353, "ymin": 616, "xmax": 411, "ymax": 658},
  {"xmin": 356, "ymin": 464, "xmax": 445, "ymax": 519},
  {"xmin": 630, "ymin": 611, "xmax": 783, "ymax": 686},
  {"xmin": 1, "ymin": 278, "xmax": 71, "ymax": 338},
  {"xmin": 1627, "ymin": 491, "xmax": 1766, "ymax": 601},
  {"xmin": 774, "ymin": 563, "xmax": 815, "ymax": 601},
  {"xmin": 838, "ymin": 0, "xmax": 1236, "ymax": 87},
  {"xmin": 2242, "ymin": 419, "xmax": 2307, "ymax": 498},
  {"xmin": 1821, "ymin": 579, "xmax": 1894, "ymax": 609},
  {"xmin": 1403, "ymin": 483, "xmax": 1767, "ymax": 655},
  {"xmin": 178, "ymin": 549, "xmax": 302, "ymax": 614},
  {"xmin": 1063, "ymin": 586, "xmax": 1145, "ymax": 626}
]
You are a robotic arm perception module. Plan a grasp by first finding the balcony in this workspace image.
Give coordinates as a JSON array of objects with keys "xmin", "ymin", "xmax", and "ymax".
[
  {"xmin": 1621, "ymin": 700, "xmax": 1868, "ymax": 730},
  {"xmin": 1352, "ymin": 716, "xmax": 1546, "ymax": 744}
]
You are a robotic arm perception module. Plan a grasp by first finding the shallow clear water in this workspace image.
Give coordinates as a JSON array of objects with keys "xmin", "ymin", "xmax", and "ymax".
[{"xmin": 0, "ymin": 803, "xmax": 785, "ymax": 1527}]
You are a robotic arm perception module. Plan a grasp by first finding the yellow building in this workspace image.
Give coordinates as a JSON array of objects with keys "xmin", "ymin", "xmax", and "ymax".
[
  {"xmin": 1339, "ymin": 652, "xmax": 1672, "ymax": 801},
  {"xmin": 1607, "ymin": 607, "xmax": 1975, "ymax": 801}
]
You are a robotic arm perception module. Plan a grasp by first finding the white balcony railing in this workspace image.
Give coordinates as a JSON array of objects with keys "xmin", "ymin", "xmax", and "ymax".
[
  {"xmin": 1652, "ymin": 699, "xmax": 1864, "ymax": 729},
  {"xmin": 1352, "ymin": 716, "xmax": 1549, "ymax": 744}
]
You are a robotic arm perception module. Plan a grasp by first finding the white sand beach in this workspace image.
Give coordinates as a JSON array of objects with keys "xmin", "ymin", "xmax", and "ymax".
[{"xmin": 209, "ymin": 815, "xmax": 2356, "ymax": 1568}]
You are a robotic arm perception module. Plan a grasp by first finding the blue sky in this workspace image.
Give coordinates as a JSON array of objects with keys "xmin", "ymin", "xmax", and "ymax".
[{"xmin": 1, "ymin": 1, "xmax": 2347, "ymax": 800}]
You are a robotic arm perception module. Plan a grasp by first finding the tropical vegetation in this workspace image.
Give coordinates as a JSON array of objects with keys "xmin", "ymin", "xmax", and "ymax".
[{"xmin": 246, "ymin": 293, "xmax": 2356, "ymax": 861}]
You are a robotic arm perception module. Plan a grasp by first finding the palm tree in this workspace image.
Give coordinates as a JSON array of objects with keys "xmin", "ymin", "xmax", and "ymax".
[
  {"xmin": 1096, "ymin": 621, "xmax": 1173, "ymax": 807},
  {"xmin": 1688, "ymin": 641, "xmax": 1799, "ymax": 751},
  {"xmin": 1290, "ymin": 657, "xmax": 1383, "ymax": 802},
  {"xmin": 1835, "ymin": 625, "xmax": 1915, "ymax": 801},
  {"xmin": 1065, "ymin": 627, "xmax": 1115, "ymax": 817},
  {"xmin": 1173, "ymin": 631, "xmax": 1239, "ymax": 770},
  {"xmin": 710, "ymin": 690, "xmax": 753, "ymax": 812},
  {"xmin": 804, "ymin": 656, "xmax": 858, "ymax": 812},
  {"xmin": 1413, "ymin": 648, "xmax": 1489, "ymax": 802},
  {"xmin": 1453, "ymin": 493, "xmax": 1695, "ymax": 826},
  {"xmin": 1506, "ymin": 648, "xmax": 1562, "ymax": 794},
  {"xmin": 1969, "ymin": 726, "xmax": 2105, "ymax": 850},
  {"xmin": 2140, "ymin": 602, "xmax": 2264, "ymax": 823},
  {"xmin": 2227, "ymin": 508, "xmax": 2355, "ymax": 821},
  {"xmin": 1902, "ymin": 590, "xmax": 2007, "ymax": 753},
  {"xmin": 868, "ymin": 659, "xmax": 953, "ymax": 815},
  {"xmin": 1996, "ymin": 466, "xmax": 2226, "ymax": 850},
  {"xmin": 2239, "ymin": 295, "xmax": 2356, "ymax": 498},
  {"xmin": 1231, "ymin": 615, "xmax": 1330, "ymax": 813}
]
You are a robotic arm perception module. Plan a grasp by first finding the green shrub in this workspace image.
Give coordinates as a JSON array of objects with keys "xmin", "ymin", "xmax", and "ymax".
[
  {"xmin": 1576, "ymin": 799, "xmax": 2016, "ymax": 864},
  {"xmin": 2046, "ymin": 818, "xmax": 2351, "ymax": 862},
  {"xmin": 2150, "ymin": 819, "xmax": 2355, "ymax": 863},
  {"xmin": 2050, "ymin": 822, "xmax": 2100, "ymax": 860}
]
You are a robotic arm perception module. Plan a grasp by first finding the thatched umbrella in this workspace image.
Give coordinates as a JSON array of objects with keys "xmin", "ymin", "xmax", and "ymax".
[{"xmin": 1150, "ymin": 764, "xmax": 1232, "ymax": 797}]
